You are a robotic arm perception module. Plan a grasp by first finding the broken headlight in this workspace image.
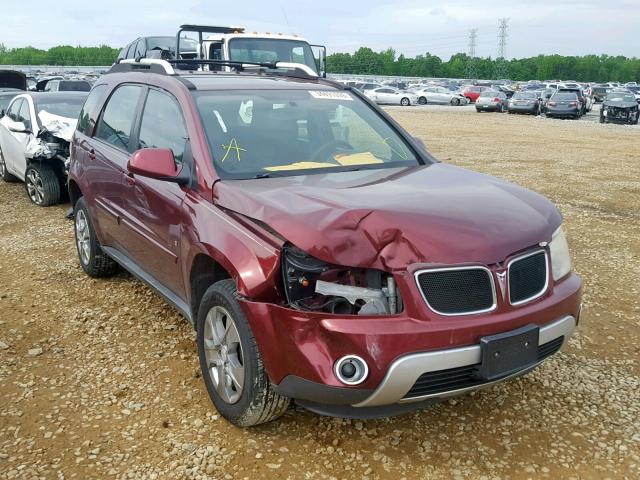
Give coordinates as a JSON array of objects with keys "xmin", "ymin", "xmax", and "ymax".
[{"xmin": 281, "ymin": 245, "xmax": 402, "ymax": 315}]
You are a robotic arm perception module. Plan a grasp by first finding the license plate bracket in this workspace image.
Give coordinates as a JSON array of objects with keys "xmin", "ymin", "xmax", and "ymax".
[{"xmin": 476, "ymin": 324, "xmax": 539, "ymax": 381}]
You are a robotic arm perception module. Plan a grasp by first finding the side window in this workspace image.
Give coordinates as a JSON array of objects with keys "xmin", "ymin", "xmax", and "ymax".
[
  {"xmin": 77, "ymin": 84, "xmax": 107, "ymax": 136},
  {"xmin": 6, "ymin": 99, "xmax": 23, "ymax": 121},
  {"xmin": 95, "ymin": 85, "xmax": 143, "ymax": 151},
  {"xmin": 18, "ymin": 100, "xmax": 32, "ymax": 130},
  {"xmin": 134, "ymin": 39, "xmax": 146, "ymax": 59},
  {"xmin": 137, "ymin": 89, "xmax": 187, "ymax": 165}
]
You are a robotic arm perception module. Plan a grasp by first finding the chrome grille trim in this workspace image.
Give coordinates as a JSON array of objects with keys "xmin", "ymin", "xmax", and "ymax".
[
  {"xmin": 414, "ymin": 266, "xmax": 497, "ymax": 316},
  {"xmin": 507, "ymin": 249, "xmax": 549, "ymax": 306}
]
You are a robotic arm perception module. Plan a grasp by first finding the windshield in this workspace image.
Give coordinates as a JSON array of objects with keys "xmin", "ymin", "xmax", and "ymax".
[
  {"xmin": 513, "ymin": 92, "xmax": 537, "ymax": 100},
  {"xmin": 228, "ymin": 38, "xmax": 318, "ymax": 73},
  {"xmin": 34, "ymin": 96, "xmax": 86, "ymax": 119},
  {"xmin": 148, "ymin": 36, "xmax": 199, "ymax": 54},
  {"xmin": 194, "ymin": 89, "xmax": 420, "ymax": 179},
  {"xmin": 606, "ymin": 93, "xmax": 636, "ymax": 102}
]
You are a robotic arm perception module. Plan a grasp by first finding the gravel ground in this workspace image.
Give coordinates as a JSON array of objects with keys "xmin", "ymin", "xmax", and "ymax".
[{"xmin": 1, "ymin": 107, "xmax": 639, "ymax": 479}]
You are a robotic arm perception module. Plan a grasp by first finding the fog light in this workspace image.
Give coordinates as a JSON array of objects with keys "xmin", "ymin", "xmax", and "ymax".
[{"xmin": 334, "ymin": 355, "xmax": 368, "ymax": 385}]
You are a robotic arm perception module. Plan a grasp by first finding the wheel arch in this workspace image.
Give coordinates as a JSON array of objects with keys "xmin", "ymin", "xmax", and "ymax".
[
  {"xmin": 188, "ymin": 252, "xmax": 232, "ymax": 323},
  {"xmin": 68, "ymin": 178, "xmax": 82, "ymax": 207}
]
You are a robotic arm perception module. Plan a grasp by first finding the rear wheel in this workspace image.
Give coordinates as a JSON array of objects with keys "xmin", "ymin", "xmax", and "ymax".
[
  {"xmin": 197, "ymin": 279, "xmax": 290, "ymax": 427},
  {"xmin": 418, "ymin": 96, "xmax": 427, "ymax": 105},
  {"xmin": 74, "ymin": 197, "xmax": 119, "ymax": 277},
  {"xmin": 0, "ymin": 150, "xmax": 18, "ymax": 182},
  {"xmin": 24, "ymin": 164, "xmax": 60, "ymax": 206},
  {"xmin": 400, "ymin": 97, "xmax": 410, "ymax": 106}
]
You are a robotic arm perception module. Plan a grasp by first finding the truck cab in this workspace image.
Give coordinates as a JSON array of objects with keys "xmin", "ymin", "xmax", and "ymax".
[{"xmin": 177, "ymin": 24, "xmax": 326, "ymax": 77}]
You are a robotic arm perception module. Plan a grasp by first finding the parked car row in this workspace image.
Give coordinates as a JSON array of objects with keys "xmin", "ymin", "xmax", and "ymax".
[{"xmin": 0, "ymin": 57, "xmax": 582, "ymax": 429}]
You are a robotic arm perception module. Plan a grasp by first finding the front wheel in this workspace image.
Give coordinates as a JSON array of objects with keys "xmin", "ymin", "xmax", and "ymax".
[
  {"xmin": 400, "ymin": 97, "xmax": 410, "ymax": 106},
  {"xmin": 24, "ymin": 164, "xmax": 60, "ymax": 206},
  {"xmin": 450, "ymin": 97, "xmax": 460, "ymax": 106},
  {"xmin": 197, "ymin": 279, "xmax": 290, "ymax": 427}
]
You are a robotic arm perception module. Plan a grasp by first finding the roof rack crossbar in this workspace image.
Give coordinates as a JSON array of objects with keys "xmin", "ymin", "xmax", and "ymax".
[
  {"xmin": 115, "ymin": 58, "xmax": 175, "ymax": 75},
  {"xmin": 167, "ymin": 59, "xmax": 318, "ymax": 79}
]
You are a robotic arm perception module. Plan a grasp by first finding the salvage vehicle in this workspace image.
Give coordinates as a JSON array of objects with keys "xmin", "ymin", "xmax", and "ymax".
[
  {"xmin": 507, "ymin": 91, "xmax": 542, "ymax": 115},
  {"xmin": 364, "ymin": 87, "xmax": 418, "ymax": 106},
  {"xmin": 68, "ymin": 58, "xmax": 582, "ymax": 426},
  {"xmin": 411, "ymin": 86, "xmax": 468, "ymax": 105},
  {"xmin": 600, "ymin": 92, "xmax": 640, "ymax": 125},
  {"xmin": 475, "ymin": 90, "xmax": 508, "ymax": 112},
  {"xmin": 0, "ymin": 92, "xmax": 88, "ymax": 205},
  {"xmin": 545, "ymin": 92, "xmax": 582, "ymax": 119}
]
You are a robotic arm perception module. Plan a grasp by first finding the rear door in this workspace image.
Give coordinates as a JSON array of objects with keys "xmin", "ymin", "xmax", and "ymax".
[
  {"xmin": 117, "ymin": 87, "xmax": 188, "ymax": 295},
  {"xmin": 89, "ymin": 84, "xmax": 145, "ymax": 247}
]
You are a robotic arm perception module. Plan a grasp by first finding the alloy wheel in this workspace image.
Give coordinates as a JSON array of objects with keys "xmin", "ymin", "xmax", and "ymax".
[
  {"xmin": 75, "ymin": 209, "xmax": 91, "ymax": 266},
  {"xmin": 203, "ymin": 306, "xmax": 245, "ymax": 404},
  {"xmin": 26, "ymin": 169, "xmax": 45, "ymax": 204}
]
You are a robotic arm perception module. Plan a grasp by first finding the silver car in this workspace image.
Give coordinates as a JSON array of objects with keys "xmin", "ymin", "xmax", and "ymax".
[
  {"xmin": 413, "ymin": 86, "xmax": 468, "ymax": 106},
  {"xmin": 364, "ymin": 87, "xmax": 419, "ymax": 106}
]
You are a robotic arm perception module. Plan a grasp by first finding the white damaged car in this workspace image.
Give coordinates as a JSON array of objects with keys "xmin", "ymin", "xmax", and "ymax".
[{"xmin": 0, "ymin": 92, "xmax": 88, "ymax": 206}]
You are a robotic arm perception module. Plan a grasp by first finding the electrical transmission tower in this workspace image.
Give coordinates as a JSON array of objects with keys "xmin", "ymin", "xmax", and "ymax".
[
  {"xmin": 466, "ymin": 28, "xmax": 478, "ymax": 80},
  {"xmin": 495, "ymin": 18, "xmax": 509, "ymax": 80}
]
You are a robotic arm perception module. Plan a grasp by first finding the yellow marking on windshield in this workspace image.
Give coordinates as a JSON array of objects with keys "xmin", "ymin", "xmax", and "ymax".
[
  {"xmin": 264, "ymin": 162, "xmax": 338, "ymax": 171},
  {"xmin": 334, "ymin": 152, "xmax": 383, "ymax": 166},
  {"xmin": 220, "ymin": 138, "xmax": 246, "ymax": 163},
  {"xmin": 382, "ymin": 137, "xmax": 409, "ymax": 160}
]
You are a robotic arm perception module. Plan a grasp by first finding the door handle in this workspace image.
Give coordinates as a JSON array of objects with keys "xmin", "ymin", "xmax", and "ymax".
[{"xmin": 88, "ymin": 149, "xmax": 96, "ymax": 160}]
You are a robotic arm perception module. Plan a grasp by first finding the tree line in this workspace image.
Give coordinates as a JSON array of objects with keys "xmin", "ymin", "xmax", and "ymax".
[
  {"xmin": 328, "ymin": 48, "xmax": 640, "ymax": 82},
  {"xmin": 1, "ymin": 43, "xmax": 638, "ymax": 82}
]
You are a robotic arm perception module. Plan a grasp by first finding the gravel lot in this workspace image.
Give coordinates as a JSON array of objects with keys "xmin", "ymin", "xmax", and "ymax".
[{"xmin": 1, "ymin": 107, "xmax": 639, "ymax": 479}]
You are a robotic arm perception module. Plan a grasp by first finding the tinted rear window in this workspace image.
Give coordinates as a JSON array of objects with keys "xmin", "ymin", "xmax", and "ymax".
[{"xmin": 552, "ymin": 93, "xmax": 578, "ymax": 100}]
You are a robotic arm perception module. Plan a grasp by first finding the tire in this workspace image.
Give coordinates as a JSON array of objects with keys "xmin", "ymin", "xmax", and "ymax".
[
  {"xmin": 400, "ymin": 97, "xmax": 410, "ymax": 106},
  {"xmin": 73, "ymin": 197, "xmax": 119, "ymax": 277},
  {"xmin": 197, "ymin": 279, "xmax": 290, "ymax": 427},
  {"xmin": 24, "ymin": 163, "xmax": 60, "ymax": 206},
  {"xmin": 450, "ymin": 97, "xmax": 460, "ymax": 106},
  {"xmin": 418, "ymin": 96, "xmax": 427, "ymax": 105},
  {"xmin": 0, "ymin": 149, "xmax": 18, "ymax": 182},
  {"xmin": 599, "ymin": 115, "xmax": 605, "ymax": 124},
  {"xmin": 476, "ymin": 108, "xmax": 482, "ymax": 113}
]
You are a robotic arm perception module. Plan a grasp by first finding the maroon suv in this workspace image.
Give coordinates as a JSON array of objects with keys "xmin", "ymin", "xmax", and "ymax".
[{"xmin": 69, "ymin": 60, "xmax": 582, "ymax": 426}]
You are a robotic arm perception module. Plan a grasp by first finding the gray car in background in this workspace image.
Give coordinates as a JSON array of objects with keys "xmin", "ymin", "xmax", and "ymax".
[{"xmin": 475, "ymin": 90, "xmax": 508, "ymax": 112}]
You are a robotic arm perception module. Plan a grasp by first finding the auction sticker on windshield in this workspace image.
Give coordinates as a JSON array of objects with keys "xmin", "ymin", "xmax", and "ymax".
[{"xmin": 309, "ymin": 91, "xmax": 353, "ymax": 100}]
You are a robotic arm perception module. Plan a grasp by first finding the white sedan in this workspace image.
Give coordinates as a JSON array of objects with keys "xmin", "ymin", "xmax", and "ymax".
[
  {"xmin": 0, "ymin": 91, "xmax": 87, "ymax": 206},
  {"xmin": 412, "ymin": 86, "xmax": 468, "ymax": 106},
  {"xmin": 364, "ymin": 87, "xmax": 419, "ymax": 106}
]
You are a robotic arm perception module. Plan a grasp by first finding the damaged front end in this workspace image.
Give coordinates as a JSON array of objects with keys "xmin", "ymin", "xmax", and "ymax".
[
  {"xmin": 281, "ymin": 245, "xmax": 403, "ymax": 315},
  {"xmin": 26, "ymin": 111, "xmax": 77, "ymax": 174}
]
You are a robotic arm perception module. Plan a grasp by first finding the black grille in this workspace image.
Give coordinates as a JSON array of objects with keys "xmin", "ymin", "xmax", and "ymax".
[
  {"xmin": 417, "ymin": 268, "xmax": 494, "ymax": 315},
  {"xmin": 509, "ymin": 251, "xmax": 547, "ymax": 304},
  {"xmin": 403, "ymin": 336, "xmax": 564, "ymax": 399}
]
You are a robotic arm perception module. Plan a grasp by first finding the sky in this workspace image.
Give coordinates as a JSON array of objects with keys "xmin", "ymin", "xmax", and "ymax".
[{"xmin": 2, "ymin": 0, "xmax": 639, "ymax": 59}]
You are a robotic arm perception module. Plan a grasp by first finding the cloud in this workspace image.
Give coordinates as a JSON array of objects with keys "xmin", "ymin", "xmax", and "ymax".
[{"xmin": 1, "ymin": 0, "xmax": 638, "ymax": 59}]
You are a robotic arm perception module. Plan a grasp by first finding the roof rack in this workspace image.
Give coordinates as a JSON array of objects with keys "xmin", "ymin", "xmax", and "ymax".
[
  {"xmin": 108, "ymin": 58, "xmax": 319, "ymax": 81},
  {"xmin": 110, "ymin": 58, "xmax": 175, "ymax": 75}
]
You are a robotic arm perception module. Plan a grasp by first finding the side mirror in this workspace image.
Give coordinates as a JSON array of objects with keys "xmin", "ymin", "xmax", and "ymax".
[
  {"xmin": 8, "ymin": 121, "xmax": 30, "ymax": 134},
  {"xmin": 127, "ymin": 148, "xmax": 189, "ymax": 185}
]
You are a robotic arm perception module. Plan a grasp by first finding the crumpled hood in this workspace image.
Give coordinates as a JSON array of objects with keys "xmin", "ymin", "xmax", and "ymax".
[{"xmin": 214, "ymin": 164, "xmax": 562, "ymax": 270}]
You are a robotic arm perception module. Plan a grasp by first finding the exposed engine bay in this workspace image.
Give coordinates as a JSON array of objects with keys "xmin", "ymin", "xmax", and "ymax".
[
  {"xmin": 25, "ymin": 110, "xmax": 76, "ymax": 174},
  {"xmin": 281, "ymin": 245, "xmax": 403, "ymax": 315}
]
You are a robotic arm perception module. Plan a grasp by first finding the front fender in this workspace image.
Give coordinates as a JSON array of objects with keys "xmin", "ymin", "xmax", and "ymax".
[{"xmin": 181, "ymin": 193, "xmax": 284, "ymax": 303}]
